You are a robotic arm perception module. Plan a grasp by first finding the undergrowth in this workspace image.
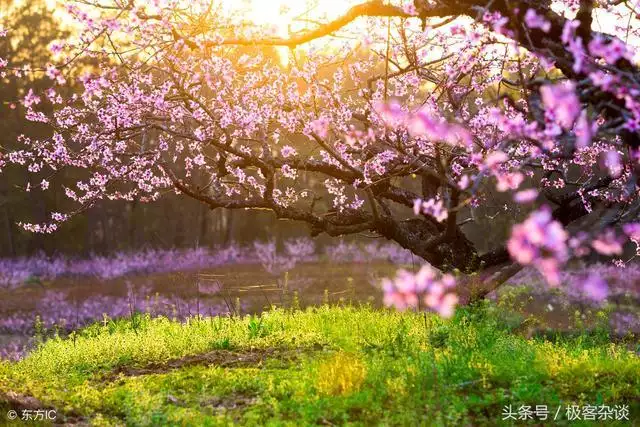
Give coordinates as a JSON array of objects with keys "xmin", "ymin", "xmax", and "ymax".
[{"xmin": 0, "ymin": 303, "xmax": 638, "ymax": 426}]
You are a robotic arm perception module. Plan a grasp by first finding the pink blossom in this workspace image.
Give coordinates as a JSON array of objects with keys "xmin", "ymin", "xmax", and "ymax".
[
  {"xmin": 281, "ymin": 164, "xmax": 297, "ymax": 179},
  {"xmin": 375, "ymin": 100, "xmax": 406, "ymax": 128},
  {"xmin": 382, "ymin": 270, "xmax": 422, "ymax": 310},
  {"xmin": 413, "ymin": 198, "xmax": 448, "ymax": 223},
  {"xmin": 625, "ymin": 119, "xmax": 640, "ymax": 132},
  {"xmin": 483, "ymin": 11, "xmax": 509, "ymax": 36},
  {"xmin": 574, "ymin": 110, "xmax": 596, "ymax": 148},
  {"xmin": 23, "ymin": 89, "xmax": 41, "ymax": 108},
  {"xmin": 589, "ymin": 70, "xmax": 618, "ymax": 91},
  {"xmin": 507, "ymin": 207, "xmax": 568, "ymax": 286},
  {"xmin": 45, "ymin": 64, "xmax": 66, "ymax": 85},
  {"xmin": 603, "ymin": 150, "xmax": 623, "ymax": 177},
  {"xmin": 280, "ymin": 145, "xmax": 296, "ymax": 158},
  {"xmin": 364, "ymin": 150, "xmax": 397, "ymax": 182},
  {"xmin": 559, "ymin": 19, "xmax": 586, "ymax": 71},
  {"xmin": 51, "ymin": 212, "xmax": 68, "ymax": 222},
  {"xmin": 496, "ymin": 172, "xmax": 524, "ymax": 192},
  {"xmin": 192, "ymin": 154, "xmax": 206, "ymax": 166},
  {"xmin": 623, "ymin": 223, "xmax": 640, "ymax": 242},
  {"xmin": 514, "ymin": 189, "xmax": 539, "ymax": 204},
  {"xmin": 484, "ymin": 151, "xmax": 508, "ymax": 169},
  {"xmin": 524, "ymin": 9, "xmax": 551, "ymax": 33},
  {"xmin": 458, "ymin": 175, "xmax": 470, "ymax": 190},
  {"xmin": 402, "ymin": 3, "xmax": 418, "ymax": 16},
  {"xmin": 591, "ymin": 231, "xmax": 623, "ymax": 256},
  {"xmin": 409, "ymin": 109, "xmax": 473, "ymax": 147},
  {"xmin": 49, "ymin": 41, "xmax": 64, "ymax": 54},
  {"xmin": 310, "ymin": 118, "xmax": 330, "ymax": 139},
  {"xmin": 423, "ymin": 273, "xmax": 458, "ymax": 318},
  {"xmin": 540, "ymin": 81, "xmax": 581, "ymax": 129},
  {"xmin": 383, "ymin": 265, "xmax": 458, "ymax": 318},
  {"xmin": 588, "ymin": 36, "xmax": 632, "ymax": 64}
]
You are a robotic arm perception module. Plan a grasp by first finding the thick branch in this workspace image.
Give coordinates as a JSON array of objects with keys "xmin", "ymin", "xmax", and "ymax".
[{"xmin": 213, "ymin": 3, "xmax": 411, "ymax": 48}]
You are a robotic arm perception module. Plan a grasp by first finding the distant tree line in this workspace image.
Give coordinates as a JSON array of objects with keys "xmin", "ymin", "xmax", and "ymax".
[{"xmin": 0, "ymin": 0, "xmax": 308, "ymax": 256}]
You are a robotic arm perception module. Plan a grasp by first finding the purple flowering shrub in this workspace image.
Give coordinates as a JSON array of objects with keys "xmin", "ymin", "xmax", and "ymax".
[
  {"xmin": 0, "ymin": 286, "xmax": 224, "ymax": 335},
  {"xmin": 0, "ymin": 341, "xmax": 26, "ymax": 362},
  {"xmin": 509, "ymin": 263, "xmax": 640, "ymax": 304},
  {"xmin": 0, "ymin": 245, "xmax": 248, "ymax": 289},
  {"xmin": 0, "ymin": 238, "xmax": 418, "ymax": 360},
  {"xmin": 254, "ymin": 238, "xmax": 314, "ymax": 275},
  {"xmin": 2, "ymin": 239, "xmax": 638, "ymax": 361},
  {"xmin": 325, "ymin": 241, "xmax": 415, "ymax": 265},
  {"xmin": 0, "ymin": 239, "xmax": 418, "ymax": 290},
  {"xmin": 0, "ymin": 285, "xmax": 226, "ymax": 360}
]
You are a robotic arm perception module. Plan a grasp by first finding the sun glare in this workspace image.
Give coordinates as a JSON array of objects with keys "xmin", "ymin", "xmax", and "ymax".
[
  {"xmin": 218, "ymin": 0, "xmax": 362, "ymax": 65},
  {"xmin": 223, "ymin": 0, "xmax": 358, "ymax": 37}
]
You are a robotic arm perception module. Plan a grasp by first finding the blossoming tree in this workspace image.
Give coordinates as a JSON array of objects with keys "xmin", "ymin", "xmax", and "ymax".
[{"xmin": 1, "ymin": 0, "xmax": 639, "ymax": 310}]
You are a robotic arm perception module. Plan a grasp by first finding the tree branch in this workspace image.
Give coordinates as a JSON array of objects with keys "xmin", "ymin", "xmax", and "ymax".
[{"xmin": 213, "ymin": 2, "xmax": 411, "ymax": 48}]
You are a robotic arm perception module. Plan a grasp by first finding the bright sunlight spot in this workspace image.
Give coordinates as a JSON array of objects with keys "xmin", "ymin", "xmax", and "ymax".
[
  {"xmin": 220, "ymin": 0, "xmax": 363, "ymax": 64},
  {"xmin": 222, "ymin": 0, "xmax": 358, "ymax": 37}
]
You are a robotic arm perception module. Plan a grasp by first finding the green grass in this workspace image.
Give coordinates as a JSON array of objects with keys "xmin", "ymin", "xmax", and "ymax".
[{"xmin": 0, "ymin": 304, "xmax": 638, "ymax": 426}]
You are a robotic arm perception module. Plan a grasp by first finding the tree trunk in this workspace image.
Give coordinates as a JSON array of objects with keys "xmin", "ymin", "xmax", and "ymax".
[
  {"xmin": 128, "ymin": 200, "xmax": 138, "ymax": 250},
  {"xmin": 198, "ymin": 203, "xmax": 208, "ymax": 247},
  {"xmin": 3, "ymin": 206, "xmax": 15, "ymax": 257},
  {"xmin": 223, "ymin": 209, "xmax": 234, "ymax": 245}
]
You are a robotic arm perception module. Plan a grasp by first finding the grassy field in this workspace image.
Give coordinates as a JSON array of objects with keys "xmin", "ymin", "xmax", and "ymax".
[{"xmin": 0, "ymin": 304, "xmax": 638, "ymax": 426}]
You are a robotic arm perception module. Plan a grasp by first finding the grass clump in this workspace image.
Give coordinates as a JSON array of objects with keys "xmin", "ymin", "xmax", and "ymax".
[
  {"xmin": 0, "ymin": 304, "xmax": 638, "ymax": 426},
  {"xmin": 316, "ymin": 352, "xmax": 367, "ymax": 396}
]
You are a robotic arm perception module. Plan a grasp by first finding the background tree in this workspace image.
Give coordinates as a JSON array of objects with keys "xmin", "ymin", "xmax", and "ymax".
[{"xmin": 0, "ymin": 0, "xmax": 313, "ymax": 256}]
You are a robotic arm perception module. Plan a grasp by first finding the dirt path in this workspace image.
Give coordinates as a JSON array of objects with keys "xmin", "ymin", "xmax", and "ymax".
[{"xmin": 103, "ymin": 345, "xmax": 326, "ymax": 383}]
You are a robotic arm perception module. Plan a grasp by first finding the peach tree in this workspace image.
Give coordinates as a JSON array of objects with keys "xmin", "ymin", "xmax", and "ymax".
[{"xmin": 1, "ymin": 0, "xmax": 639, "ymax": 313}]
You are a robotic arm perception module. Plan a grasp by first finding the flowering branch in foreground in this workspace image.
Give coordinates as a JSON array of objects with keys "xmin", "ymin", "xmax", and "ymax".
[{"xmin": 383, "ymin": 265, "xmax": 458, "ymax": 318}]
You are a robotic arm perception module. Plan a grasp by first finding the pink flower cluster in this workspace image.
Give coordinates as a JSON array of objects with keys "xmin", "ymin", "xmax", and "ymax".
[
  {"xmin": 413, "ymin": 198, "xmax": 449, "ymax": 222},
  {"xmin": 540, "ymin": 81, "xmax": 581, "ymax": 130},
  {"xmin": 409, "ymin": 109, "xmax": 473, "ymax": 147},
  {"xmin": 0, "ymin": 27, "xmax": 6, "ymax": 72},
  {"xmin": 588, "ymin": 36, "xmax": 633, "ymax": 65},
  {"xmin": 382, "ymin": 265, "xmax": 458, "ymax": 318},
  {"xmin": 591, "ymin": 231, "xmax": 624, "ymax": 256},
  {"xmin": 507, "ymin": 208, "xmax": 568, "ymax": 286},
  {"xmin": 524, "ymin": 9, "xmax": 551, "ymax": 33}
]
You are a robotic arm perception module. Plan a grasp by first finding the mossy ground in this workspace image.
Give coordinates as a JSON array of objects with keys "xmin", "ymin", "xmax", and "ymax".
[{"xmin": 0, "ymin": 304, "xmax": 638, "ymax": 426}]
